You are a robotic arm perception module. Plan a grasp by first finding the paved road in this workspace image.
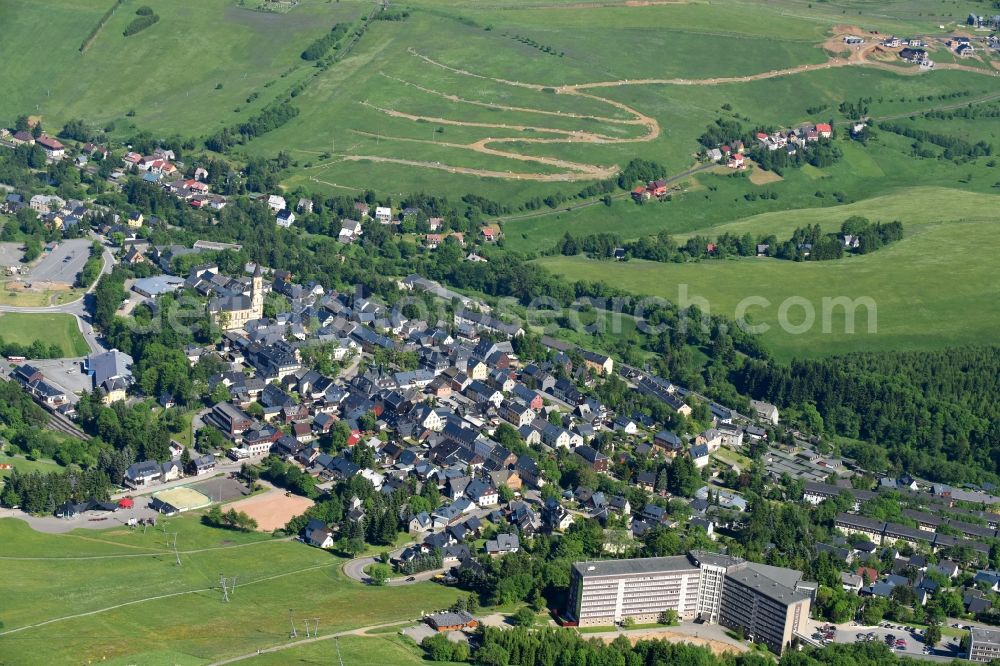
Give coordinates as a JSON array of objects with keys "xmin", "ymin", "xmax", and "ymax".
[
  {"xmin": 342, "ymin": 507, "xmax": 495, "ymax": 585},
  {"xmin": 0, "ymin": 497, "xmax": 161, "ymax": 534},
  {"xmin": 342, "ymin": 542, "xmax": 446, "ymax": 586}
]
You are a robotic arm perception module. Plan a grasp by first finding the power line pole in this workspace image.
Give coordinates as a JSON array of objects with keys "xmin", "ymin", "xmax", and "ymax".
[
  {"xmin": 168, "ymin": 533, "xmax": 180, "ymax": 566},
  {"xmin": 335, "ymin": 637, "xmax": 345, "ymax": 666},
  {"xmin": 289, "ymin": 609, "xmax": 298, "ymax": 638},
  {"xmin": 220, "ymin": 575, "xmax": 230, "ymax": 602}
]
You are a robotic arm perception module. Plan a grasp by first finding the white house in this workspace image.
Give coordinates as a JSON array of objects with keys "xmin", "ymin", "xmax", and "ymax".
[
  {"xmin": 750, "ymin": 400, "xmax": 779, "ymax": 425},
  {"xmin": 375, "ymin": 206, "xmax": 393, "ymax": 224},
  {"xmin": 267, "ymin": 195, "xmax": 286, "ymax": 213}
]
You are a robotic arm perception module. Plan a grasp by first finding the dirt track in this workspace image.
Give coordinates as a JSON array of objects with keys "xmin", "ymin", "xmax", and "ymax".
[{"xmin": 339, "ymin": 38, "xmax": 999, "ymax": 181}]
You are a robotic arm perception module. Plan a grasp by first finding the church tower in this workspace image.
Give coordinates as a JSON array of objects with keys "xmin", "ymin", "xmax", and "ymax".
[{"xmin": 251, "ymin": 263, "xmax": 264, "ymax": 319}]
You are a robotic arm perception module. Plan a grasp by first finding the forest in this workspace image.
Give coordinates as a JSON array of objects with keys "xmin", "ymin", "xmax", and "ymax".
[{"xmin": 734, "ymin": 346, "xmax": 1000, "ymax": 484}]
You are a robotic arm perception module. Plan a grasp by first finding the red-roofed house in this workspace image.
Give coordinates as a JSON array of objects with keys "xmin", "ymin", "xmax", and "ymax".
[
  {"xmin": 35, "ymin": 135, "xmax": 65, "ymax": 159},
  {"xmin": 856, "ymin": 566, "xmax": 878, "ymax": 585},
  {"xmin": 648, "ymin": 179, "xmax": 668, "ymax": 197},
  {"xmin": 815, "ymin": 123, "xmax": 833, "ymax": 139},
  {"xmin": 426, "ymin": 234, "xmax": 443, "ymax": 249}
]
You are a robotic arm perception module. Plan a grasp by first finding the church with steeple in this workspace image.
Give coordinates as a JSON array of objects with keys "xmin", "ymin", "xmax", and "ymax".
[{"xmin": 207, "ymin": 264, "xmax": 265, "ymax": 331}]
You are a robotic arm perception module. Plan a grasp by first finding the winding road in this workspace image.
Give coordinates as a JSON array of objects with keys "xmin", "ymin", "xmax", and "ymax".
[{"xmin": 334, "ymin": 39, "xmax": 1000, "ymax": 182}]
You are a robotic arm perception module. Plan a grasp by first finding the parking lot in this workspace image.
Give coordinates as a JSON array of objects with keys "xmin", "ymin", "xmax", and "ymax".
[
  {"xmin": 25, "ymin": 239, "xmax": 91, "ymax": 286},
  {"xmin": 27, "ymin": 358, "xmax": 92, "ymax": 402},
  {"xmin": 188, "ymin": 476, "xmax": 252, "ymax": 503},
  {"xmin": 0, "ymin": 242, "xmax": 24, "ymax": 269},
  {"xmin": 819, "ymin": 621, "xmax": 967, "ymax": 661}
]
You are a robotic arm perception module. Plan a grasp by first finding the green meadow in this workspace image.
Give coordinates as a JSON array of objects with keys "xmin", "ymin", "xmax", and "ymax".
[
  {"xmin": 0, "ymin": 516, "xmax": 463, "ymax": 665},
  {"xmin": 0, "ymin": 312, "xmax": 90, "ymax": 356},
  {"xmin": 5, "ymin": 0, "xmax": 993, "ymax": 200},
  {"xmin": 0, "ymin": 0, "xmax": 363, "ymax": 135},
  {"xmin": 536, "ymin": 186, "xmax": 1000, "ymax": 361}
]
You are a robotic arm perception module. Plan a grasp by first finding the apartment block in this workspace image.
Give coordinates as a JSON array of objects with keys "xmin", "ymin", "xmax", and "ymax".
[
  {"xmin": 568, "ymin": 551, "xmax": 813, "ymax": 654},
  {"xmin": 718, "ymin": 565, "xmax": 811, "ymax": 654},
  {"xmin": 969, "ymin": 626, "xmax": 1000, "ymax": 662},
  {"xmin": 568, "ymin": 556, "xmax": 701, "ymax": 626}
]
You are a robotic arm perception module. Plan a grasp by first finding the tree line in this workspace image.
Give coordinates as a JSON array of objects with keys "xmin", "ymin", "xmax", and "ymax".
[
  {"xmin": 879, "ymin": 122, "xmax": 992, "ymax": 160},
  {"xmin": 205, "ymin": 101, "xmax": 300, "ymax": 152},
  {"xmin": 1, "ymin": 467, "xmax": 112, "ymax": 514},
  {"xmin": 551, "ymin": 216, "xmax": 902, "ymax": 263},
  {"xmin": 300, "ymin": 23, "xmax": 351, "ymax": 60}
]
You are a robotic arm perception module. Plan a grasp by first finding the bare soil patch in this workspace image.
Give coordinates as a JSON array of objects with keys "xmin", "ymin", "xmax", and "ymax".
[{"xmin": 227, "ymin": 492, "xmax": 314, "ymax": 531}]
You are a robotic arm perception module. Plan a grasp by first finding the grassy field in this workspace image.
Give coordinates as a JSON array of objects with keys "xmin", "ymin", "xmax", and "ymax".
[
  {"xmin": 0, "ymin": 312, "xmax": 90, "ymax": 356},
  {"xmin": 0, "ymin": 0, "xmax": 363, "ymax": 135},
  {"xmin": 0, "ymin": 515, "xmax": 464, "ymax": 665},
  {"xmin": 255, "ymin": 3, "xmax": 1000, "ymax": 198},
  {"xmin": 536, "ymin": 186, "xmax": 1000, "ymax": 361},
  {"xmin": 4, "ymin": 0, "xmax": 995, "ymax": 199},
  {"xmin": 501, "ymin": 124, "xmax": 1000, "ymax": 253},
  {"xmin": 247, "ymin": 634, "xmax": 462, "ymax": 665},
  {"xmin": 0, "ymin": 284, "xmax": 84, "ymax": 307},
  {"xmin": 0, "ymin": 452, "xmax": 63, "ymax": 479}
]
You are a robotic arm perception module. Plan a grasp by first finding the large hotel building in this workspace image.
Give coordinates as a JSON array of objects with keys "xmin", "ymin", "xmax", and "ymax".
[{"xmin": 567, "ymin": 551, "xmax": 814, "ymax": 654}]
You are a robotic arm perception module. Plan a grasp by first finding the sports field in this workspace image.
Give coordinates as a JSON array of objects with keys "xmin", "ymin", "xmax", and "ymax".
[
  {"xmin": 536, "ymin": 186, "xmax": 1000, "ymax": 361},
  {"xmin": 0, "ymin": 515, "xmax": 463, "ymax": 665},
  {"xmin": 228, "ymin": 490, "xmax": 315, "ymax": 531},
  {"xmin": 152, "ymin": 486, "xmax": 213, "ymax": 512},
  {"xmin": 0, "ymin": 312, "xmax": 90, "ymax": 357}
]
